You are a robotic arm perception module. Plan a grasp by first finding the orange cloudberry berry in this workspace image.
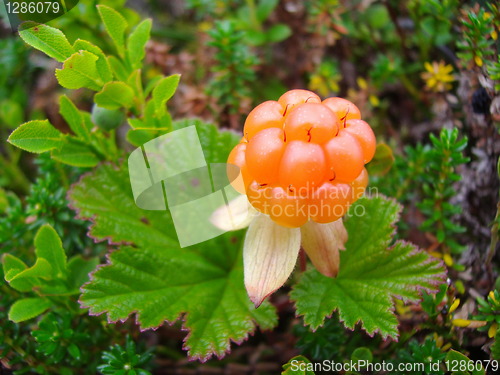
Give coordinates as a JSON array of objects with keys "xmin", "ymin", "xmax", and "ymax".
[{"xmin": 227, "ymin": 90, "xmax": 376, "ymax": 227}]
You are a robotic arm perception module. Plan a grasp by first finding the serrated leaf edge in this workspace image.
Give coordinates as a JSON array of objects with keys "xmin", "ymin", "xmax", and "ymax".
[
  {"xmin": 78, "ymin": 249, "xmax": 272, "ymax": 362},
  {"xmin": 70, "ymin": 164, "xmax": 275, "ymax": 361},
  {"xmin": 292, "ymin": 240, "xmax": 446, "ymax": 341},
  {"xmin": 66, "ymin": 162, "xmax": 134, "ymax": 247},
  {"xmin": 291, "ymin": 195, "xmax": 447, "ymax": 340}
]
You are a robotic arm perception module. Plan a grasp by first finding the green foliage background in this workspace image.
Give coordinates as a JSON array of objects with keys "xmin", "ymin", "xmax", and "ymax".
[{"xmin": 0, "ymin": 0, "xmax": 499, "ymax": 374}]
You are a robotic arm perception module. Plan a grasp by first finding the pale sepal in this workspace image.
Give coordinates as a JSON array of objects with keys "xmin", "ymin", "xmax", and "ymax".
[
  {"xmin": 243, "ymin": 214, "xmax": 301, "ymax": 307},
  {"xmin": 210, "ymin": 195, "xmax": 257, "ymax": 231},
  {"xmin": 300, "ymin": 219, "xmax": 347, "ymax": 278}
]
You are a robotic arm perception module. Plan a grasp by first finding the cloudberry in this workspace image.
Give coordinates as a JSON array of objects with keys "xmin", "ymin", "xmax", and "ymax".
[{"xmin": 228, "ymin": 89, "xmax": 376, "ymax": 227}]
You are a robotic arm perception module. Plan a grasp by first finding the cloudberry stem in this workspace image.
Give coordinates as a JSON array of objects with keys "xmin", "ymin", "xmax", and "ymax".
[{"xmin": 299, "ymin": 249, "xmax": 307, "ymax": 272}]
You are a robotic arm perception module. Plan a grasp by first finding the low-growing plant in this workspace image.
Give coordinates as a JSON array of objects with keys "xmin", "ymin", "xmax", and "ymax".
[
  {"xmin": 207, "ymin": 20, "xmax": 260, "ymax": 116},
  {"xmin": 5, "ymin": 14, "xmax": 446, "ymax": 360},
  {"xmin": 98, "ymin": 335, "xmax": 153, "ymax": 375},
  {"xmin": 373, "ymin": 128, "xmax": 469, "ymax": 261},
  {"xmin": 456, "ymin": 4, "xmax": 498, "ymax": 68},
  {"xmin": 1, "ymin": 1, "xmax": 499, "ymax": 373},
  {"xmin": 418, "ymin": 128, "xmax": 469, "ymax": 255}
]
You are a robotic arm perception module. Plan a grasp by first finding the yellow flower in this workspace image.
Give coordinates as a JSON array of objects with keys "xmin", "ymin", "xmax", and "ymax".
[
  {"xmin": 309, "ymin": 74, "xmax": 340, "ymax": 97},
  {"xmin": 357, "ymin": 77, "xmax": 368, "ymax": 90},
  {"xmin": 421, "ymin": 61, "xmax": 455, "ymax": 93},
  {"xmin": 211, "ymin": 195, "xmax": 348, "ymax": 306},
  {"xmin": 452, "ymin": 319, "xmax": 487, "ymax": 328},
  {"xmin": 198, "ymin": 21, "xmax": 213, "ymax": 32},
  {"xmin": 443, "ymin": 253, "xmax": 453, "ymax": 267},
  {"xmin": 489, "ymin": 290, "xmax": 498, "ymax": 304},
  {"xmin": 441, "ymin": 343, "xmax": 452, "ymax": 351},
  {"xmin": 309, "ymin": 62, "xmax": 341, "ymax": 97},
  {"xmin": 309, "ymin": 75, "xmax": 330, "ymax": 97},
  {"xmin": 488, "ymin": 322, "xmax": 498, "ymax": 338},
  {"xmin": 449, "ymin": 298, "xmax": 460, "ymax": 314},
  {"xmin": 433, "ymin": 332, "xmax": 443, "ymax": 348},
  {"xmin": 369, "ymin": 94, "xmax": 380, "ymax": 107},
  {"xmin": 452, "ymin": 319, "xmax": 472, "ymax": 327}
]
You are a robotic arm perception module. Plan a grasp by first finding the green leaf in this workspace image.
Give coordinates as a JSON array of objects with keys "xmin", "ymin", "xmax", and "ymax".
[
  {"xmin": 51, "ymin": 139, "xmax": 100, "ymax": 168},
  {"xmin": 245, "ymin": 30, "xmax": 267, "ymax": 46},
  {"xmin": 3, "ymin": 225, "xmax": 77, "ymax": 296},
  {"xmin": 81, "ymin": 243, "xmax": 276, "ymax": 360},
  {"xmin": 267, "ymin": 24, "xmax": 292, "ymax": 43},
  {"xmin": 2, "ymin": 254, "xmax": 27, "ymax": 276},
  {"xmin": 0, "ymin": 99, "xmax": 24, "ymax": 129},
  {"xmin": 94, "ymin": 82, "xmax": 135, "ymax": 110},
  {"xmin": 34, "ymin": 224, "xmax": 67, "ymax": 278},
  {"xmin": 0, "ymin": 189, "xmax": 7, "ymax": 213},
  {"xmin": 2, "ymin": 254, "xmax": 37, "ymax": 292},
  {"xmin": 67, "ymin": 256, "xmax": 100, "ymax": 291},
  {"xmin": 69, "ymin": 123, "xmax": 275, "ymax": 361},
  {"xmin": 8, "ymin": 298, "xmax": 52, "ymax": 323},
  {"xmin": 143, "ymin": 99, "xmax": 170, "ymax": 129},
  {"xmin": 367, "ymin": 143, "xmax": 395, "ymax": 176},
  {"xmin": 68, "ymin": 343, "xmax": 81, "ymax": 360},
  {"xmin": 8, "ymin": 258, "xmax": 52, "ymax": 282},
  {"xmin": 7, "ymin": 120, "xmax": 63, "ymax": 153},
  {"xmin": 5, "ymin": 276, "xmax": 37, "ymax": 293},
  {"xmin": 73, "ymin": 39, "xmax": 113, "ymax": 83},
  {"xmin": 97, "ymin": 5, "xmax": 128, "ymax": 57},
  {"xmin": 127, "ymin": 19, "xmax": 152, "ymax": 69},
  {"xmin": 144, "ymin": 76, "xmax": 162, "ymax": 97},
  {"xmin": 56, "ymin": 51, "xmax": 102, "ymax": 91},
  {"xmin": 491, "ymin": 330, "xmax": 500, "ymax": 360},
  {"xmin": 127, "ymin": 69, "xmax": 144, "ymax": 97},
  {"xmin": 126, "ymin": 128, "xmax": 165, "ymax": 147},
  {"xmin": 351, "ymin": 347, "xmax": 373, "ymax": 362},
  {"xmin": 18, "ymin": 22, "xmax": 74, "ymax": 62},
  {"xmin": 128, "ymin": 118, "xmax": 145, "ymax": 129},
  {"xmin": 68, "ymin": 162, "xmax": 175, "ymax": 248},
  {"xmin": 256, "ymin": 0, "xmax": 279, "ymax": 22},
  {"xmin": 92, "ymin": 105, "xmax": 126, "ymax": 131},
  {"xmin": 282, "ymin": 355, "xmax": 315, "ymax": 375},
  {"xmin": 290, "ymin": 196, "xmax": 446, "ymax": 339},
  {"xmin": 108, "ymin": 56, "xmax": 129, "ymax": 82},
  {"xmin": 367, "ymin": 4, "xmax": 391, "ymax": 29},
  {"xmin": 59, "ymin": 95, "xmax": 91, "ymax": 141},
  {"xmin": 152, "ymin": 74, "xmax": 180, "ymax": 117},
  {"xmin": 173, "ymin": 119, "xmax": 240, "ymax": 164}
]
